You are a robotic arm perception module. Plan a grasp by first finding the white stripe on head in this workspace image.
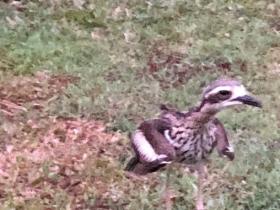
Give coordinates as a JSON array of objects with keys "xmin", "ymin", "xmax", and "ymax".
[
  {"xmin": 230, "ymin": 85, "xmax": 248, "ymax": 99},
  {"xmin": 205, "ymin": 85, "xmax": 248, "ymax": 99}
]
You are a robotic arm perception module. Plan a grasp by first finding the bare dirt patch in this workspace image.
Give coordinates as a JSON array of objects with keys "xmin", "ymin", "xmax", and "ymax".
[
  {"xmin": 0, "ymin": 72, "xmax": 79, "ymax": 117},
  {"xmin": 0, "ymin": 115, "xmax": 123, "ymax": 208},
  {"xmin": 140, "ymin": 43, "xmax": 233, "ymax": 89},
  {"xmin": 142, "ymin": 44, "xmax": 195, "ymax": 89},
  {"xmin": 0, "ymin": 72, "xmax": 131, "ymax": 209}
]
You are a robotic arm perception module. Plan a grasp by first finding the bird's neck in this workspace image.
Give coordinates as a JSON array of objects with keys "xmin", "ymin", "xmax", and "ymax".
[
  {"xmin": 185, "ymin": 109, "xmax": 216, "ymax": 126},
  {"xmin": 159, "ymin": 102, "xmax": 219, "ymax": 128},
  {"xmin": 183, "ymin": 102, "xmax": 218, "ymax": 126}
]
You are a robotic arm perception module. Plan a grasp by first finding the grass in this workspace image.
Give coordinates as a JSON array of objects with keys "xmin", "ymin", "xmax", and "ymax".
[{"xmin": 0, "ymin": 0, "xmax": 279, "ymax": 209}]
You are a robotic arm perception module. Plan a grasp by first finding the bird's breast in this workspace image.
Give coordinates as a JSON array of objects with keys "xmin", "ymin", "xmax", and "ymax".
[{"xmin": 164, "ymin": 126, "xmax": 215, "ymax": 164}]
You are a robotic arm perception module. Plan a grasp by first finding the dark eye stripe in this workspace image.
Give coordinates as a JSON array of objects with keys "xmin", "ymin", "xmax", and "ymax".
[{"xmin": 204, "ymin": 91, "xmax": 232, "ymax": 104}]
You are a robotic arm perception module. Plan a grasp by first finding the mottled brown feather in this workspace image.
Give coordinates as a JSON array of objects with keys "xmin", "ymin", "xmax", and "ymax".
[
  {"xmin": 138, "ymin": 119, "xmax": 176, "ymax": 161},
  {"xmin": 126, "ymin": 103, "xmax": 235, "ymax": 175},
  {"xmin": 126, "ymin": 118, "xmax": 176, "ymax": 175},
  {"xmin": 211, "ymin": 118, "xmax": 234, "ymax": 160}
]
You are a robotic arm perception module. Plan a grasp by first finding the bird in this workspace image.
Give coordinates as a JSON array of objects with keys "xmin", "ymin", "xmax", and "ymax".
[{"xmin": 125, "ymin": 78, "xmax": 262, "ymax": 210}]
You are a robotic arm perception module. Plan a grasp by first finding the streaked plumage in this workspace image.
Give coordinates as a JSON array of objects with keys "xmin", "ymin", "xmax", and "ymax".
[
  {"xmin": 126, "ymin": 78, "xmax": 261, "ymax": 173},
  {"xmin": 125, "ymin": 78, "xmax": 262, "ymax": 210}
]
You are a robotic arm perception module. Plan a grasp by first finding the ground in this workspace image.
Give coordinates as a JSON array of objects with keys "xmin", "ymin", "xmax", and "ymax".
[{"xmin": 0, "ymin": 0, "xmax": 280, "ymax": 209}]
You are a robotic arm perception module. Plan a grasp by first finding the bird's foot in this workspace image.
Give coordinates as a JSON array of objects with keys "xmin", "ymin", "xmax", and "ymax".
[
  {"xmin": 163, "ymin": 187, "xmax": 177, "ymax": 210},
  {"xmin": 196, "ymin": 204, "xmax": 205, "ymax": 210},
  {"xmin": 196, "ymin": 198, "xmax": 205, "ymax": 210}
]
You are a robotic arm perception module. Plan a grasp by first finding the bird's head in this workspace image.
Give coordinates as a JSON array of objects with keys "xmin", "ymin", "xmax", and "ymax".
[{"xmin": 199, "ymin": 78, "xmax": 262, "ymax": 113}]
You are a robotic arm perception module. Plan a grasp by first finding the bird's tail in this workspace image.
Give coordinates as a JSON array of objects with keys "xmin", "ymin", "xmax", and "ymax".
[{"xmin": 125, "ymin": 156, "xmax": 168, "ymax": 175}]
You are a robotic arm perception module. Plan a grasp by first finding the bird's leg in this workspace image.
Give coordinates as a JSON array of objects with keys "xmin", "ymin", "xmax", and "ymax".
[
  {"xmin": 195, "ymin": 162, "xmax": 207, "ymax": 210},
  {"xmin": 163, "ymin": 164, "xmax": 173, "ymax": 210}
]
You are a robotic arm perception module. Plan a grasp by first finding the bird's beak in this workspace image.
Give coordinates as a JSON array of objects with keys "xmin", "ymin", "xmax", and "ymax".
[{"xmin": 234, "ymin": 95, "xmax": 262, "ymax": 108}]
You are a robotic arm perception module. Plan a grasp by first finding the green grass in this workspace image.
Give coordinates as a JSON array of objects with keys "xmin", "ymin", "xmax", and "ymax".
[{"xmin": 0, "ymin": 0, "xmax": 280, "ymax": 209}]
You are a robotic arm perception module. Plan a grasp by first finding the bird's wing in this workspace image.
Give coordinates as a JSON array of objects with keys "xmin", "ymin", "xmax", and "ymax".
[
  {"xmin": 131, "ymin": 118, "xmax": 175, "ymax": 164},
  {"xmin": 211, "ymin": 118, "xmax": 235, "ymax": 160}
]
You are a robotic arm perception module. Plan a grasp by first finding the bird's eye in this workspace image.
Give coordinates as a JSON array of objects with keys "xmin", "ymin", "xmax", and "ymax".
[
  {"xmin": 217, "ymin": 90, "xmax": 232, "ymax": 100},
  {"xmin": 219, "ymin": 90, "xmax": 231, "ymax": 96}
]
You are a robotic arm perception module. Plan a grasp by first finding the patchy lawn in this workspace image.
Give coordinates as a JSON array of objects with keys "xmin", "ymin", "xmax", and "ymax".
[{"xmin": 0, "ymin": 0, "xmax": 280, "ymax": 209}]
